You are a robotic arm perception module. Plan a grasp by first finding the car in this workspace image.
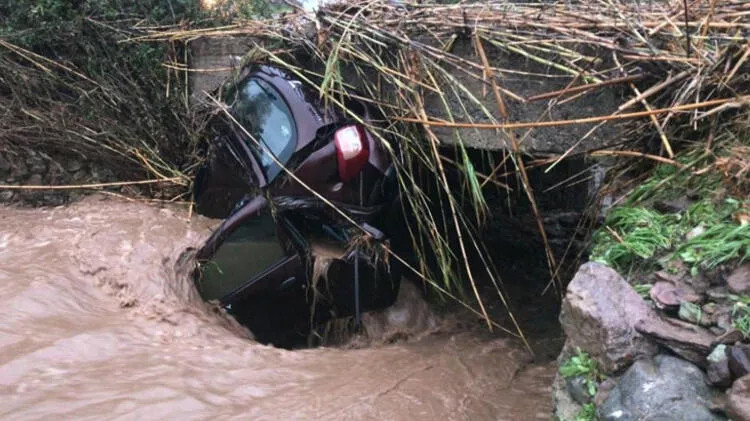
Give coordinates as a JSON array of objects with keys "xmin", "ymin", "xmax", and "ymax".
[{"xmin": 192, "ymin": 65, "xmax": 402, "ymax": 347}]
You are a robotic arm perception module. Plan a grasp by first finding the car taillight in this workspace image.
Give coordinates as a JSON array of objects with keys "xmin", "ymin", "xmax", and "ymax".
[{"xmin": 334, "ymin": 125, "xmax": 369, "ymax": 182}]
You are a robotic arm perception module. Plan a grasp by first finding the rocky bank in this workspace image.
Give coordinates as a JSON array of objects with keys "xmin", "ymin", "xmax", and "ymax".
[{"xmin": 554, "ymin": 262, "xmax": 750, "ymax": 420}]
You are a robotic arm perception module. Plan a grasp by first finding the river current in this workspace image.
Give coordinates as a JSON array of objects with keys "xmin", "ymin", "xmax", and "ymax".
[{"xmin": 0, "ymin": 196, "xmax": 554, "ymax": 420}]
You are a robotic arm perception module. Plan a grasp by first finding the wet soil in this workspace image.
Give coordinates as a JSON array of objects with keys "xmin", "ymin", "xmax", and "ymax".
[{"xmin": 0, "ymin": 196, "xmax": 555, "ymax": 420}]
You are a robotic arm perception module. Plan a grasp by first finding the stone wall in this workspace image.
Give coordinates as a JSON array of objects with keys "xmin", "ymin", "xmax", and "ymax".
[{"xmin": 0, "ymin": 150, "xmax": 114, "ymax": 206}]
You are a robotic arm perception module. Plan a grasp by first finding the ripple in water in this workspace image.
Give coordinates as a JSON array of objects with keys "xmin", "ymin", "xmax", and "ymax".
[{"xmin": 0, "ymin": 195, "xmax": 554, "ymax": 420}]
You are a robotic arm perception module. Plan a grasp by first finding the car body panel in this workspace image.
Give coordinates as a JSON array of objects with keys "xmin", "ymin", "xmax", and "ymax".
[{"xmin": 192, "ymin": 65, "xmax": 401, "ymax": 346}]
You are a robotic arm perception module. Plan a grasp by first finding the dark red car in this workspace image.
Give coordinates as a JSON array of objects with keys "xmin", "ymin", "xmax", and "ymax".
[{"xmin": 192, "ymin": 65, "xmax": 401, "ymax": 347}]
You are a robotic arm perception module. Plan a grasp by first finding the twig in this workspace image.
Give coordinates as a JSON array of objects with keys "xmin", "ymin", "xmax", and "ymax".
[
  {"xmin": 0, "ymin": 178, "xmax": 184, "ymax": 190},
  {"xmin": 589, "ymin": 150, "xmax": 686, "ymax": 167},
  {"xmin": 396, "ymin": 95, "xmax": 750, "ymax": 129},
  {"xmin": 525, "ymin": 74, "xmax": 644, "ymax": 102}
]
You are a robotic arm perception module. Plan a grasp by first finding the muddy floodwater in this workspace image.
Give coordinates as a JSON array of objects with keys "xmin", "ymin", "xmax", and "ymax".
[{"xmin": 0, "ymin": 196, "xmax": 554, "ymax": 420}]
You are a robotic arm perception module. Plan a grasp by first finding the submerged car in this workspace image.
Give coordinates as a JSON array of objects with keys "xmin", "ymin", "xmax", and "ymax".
[{"xmin": 192, "ymin": 65, "xmax": 402, "ymax": 347}]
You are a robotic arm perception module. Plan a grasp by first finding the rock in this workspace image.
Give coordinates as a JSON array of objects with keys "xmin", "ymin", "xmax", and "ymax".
[
  {"xmin": 635, "ymin": 315, "xmax": 715, "ymax": 365},
  {"xmin": 26, "ymin": 174, "xmax": 43, "ymax": 186},
  {"xmin": 0, "ymin": 190, "xmax": 14, "ymax": 202},
  {"xmin": 688, "ymin": 273, "xmax": 713, "ymax": 295},
  {"xmin": 680, "ymin": 301, "xmax": 715, "ymax": 327},
  {"xmin": 654, "ymin": 197, "xmax": 691, "ymax": 213},
  {"xmin": 72, "ymin": 170, "xmax": 88, "ymax": 181},
  {"xmin": 42, "ymin": 193, "xmax": 66, "ymax": 207},
  {"xmin": 716, "ymin": 306, "xmax": 735, "ymax": 332},
  {"xmin": 712, "ymin": 326, "xmax": 728, "ymax": 335},
  {"xmin": 707, "ymin": 345, "xmax": 733, "ymax": 388},
  {"xmin": 565, "ymin": 376, "xmax": 592, "ymax": 405},
  {"xmin": 593, "ymin": 378, "xmax": 617, "ymax": 407},
  {"xmin": 727, "ymin": 264, "xmax": 750, "ymax": 296},
  {"xmin": 729, "ymin": 345, "xmax": 750, "ymax": 379},
  {"xmin": 687, "ymin": 224, "xmax": 706, "ymax": 240},
  {"xmin": 727, "ymin": 374, "xmax": 750, "ymax": 421},
  {"xmin": 654, "ymin": 269, "xmax": 712, "ymax": 295},
  {"xmin": 10, "ymin": 160, "xmax": 28, "ymax": 178},
  {"xmin": 653, "ymin": 269, "xmax": 682, "ymax": 283},
  {"xmin": 0, "ymin": 154, "xmax": 11, "ymax": 172},
  {"xmin": 560, "ymin": 262, "xmax": 658, "ymax": 373},
  {"xmin": 650, "ymin": 280, "xmax": 702, "ymax": 311},
  {"xmin": 552, "ymin": 373, "xmax": 582, "ymax": 421},
  {"xmin": 26, "ymin": 155, "xmax": 46, "ymax": 174},
  {"xmin": 714, "ymin": 328, "xmax": 746, "ymax": 346},
  {"xmin": 708, "ymin": 287, "xmax": 732, "ymax": 302},
  {"xmin": 703, "ymin": 302, "xmax": 721, "ymax": 321},
  {"xmin": 64, "ymin": 158, "xmax": 83, "ymax": 173},
  {"xmin": 598, "ymin": 354, "xmax": 725, "ymax": 421}
]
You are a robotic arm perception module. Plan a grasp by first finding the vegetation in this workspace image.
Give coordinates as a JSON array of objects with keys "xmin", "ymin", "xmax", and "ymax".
[
  {"xmin": 591, "ymin": 145, "xmax": 750, "ymax": 278},
  {"xmin": 574, "ymin": 403, "xmax": 597, "ymax": 421},
  {"xmin": 731, "ymin": 297, "xmax": 750, "ymax": 339},
  {"xmin": 559, "ymin": 348, "xmax": 602, "ymax": 398},
  {"xmin": 632, "ymin": 284, "xmax": 652, "ymax": 299},
  {"xmin": 0, "ymin": 0, "xmax": 271, "ymax": 192},
  {"xmin": 559, "ymin": 349, "xmax": 603, "ymax": 421}
]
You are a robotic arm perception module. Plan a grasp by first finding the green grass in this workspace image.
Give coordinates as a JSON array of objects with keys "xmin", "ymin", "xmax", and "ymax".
[
  {"xmin": 732, "ymin": 301, "xmax": 750, "ymax": 339},
  {"xmin": 676, "ymin": 222, "xmax": 750, "ymax": 276},
  {"xmin": 0, "ymin": 0, "xmax": 274, "ymax": 185},
  {"xmin": 574, "ymin": 403, "xmax": 597, "ymax": 421},
  {"xmin": 632, "ymin": 283, "xmax": 652, "ymax": 299},
  {"xmin": 590, "ymin": 206, "xmax": 677, "ymax": 273},
  {"xmin": 590, "ymin": 146, "xmax": 749, "ymax": 277}
]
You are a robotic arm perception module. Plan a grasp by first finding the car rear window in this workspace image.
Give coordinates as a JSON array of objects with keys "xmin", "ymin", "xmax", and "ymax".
[{"xmin": 232, "ymin": 78, "xmax": 297, "ymax": 182}]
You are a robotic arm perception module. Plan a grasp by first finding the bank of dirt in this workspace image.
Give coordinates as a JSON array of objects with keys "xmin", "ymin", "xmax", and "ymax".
[{"xmin": 0, "ymin": 196, "xmax": 554, "ymax": 420}]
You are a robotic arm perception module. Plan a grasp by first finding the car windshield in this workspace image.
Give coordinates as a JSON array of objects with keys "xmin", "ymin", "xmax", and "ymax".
[{"xmin": 232, "ymin": 78, "xmax": 297, "ymax": 182}]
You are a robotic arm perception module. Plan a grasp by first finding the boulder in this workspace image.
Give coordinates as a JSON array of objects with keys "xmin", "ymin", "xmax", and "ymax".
[
  {"xmin": 650, "ymin": 280, "xmax": 702, "ymax": 311},
  {"xmin": 593, "ymin": 378, "xmax": 617, "ymax": 407},
  {"xmin": 635, "ymin": 315, "xmax": 715, "ymax": 365},
  {"xmin": 598, "ymin": 354, "xmax": 725, "ymax": 421},
  {"xmin": 727, "ymin": 374, "xmax": 750, "ymax": 421},
  {"xmin": 707, "ymin": 345, "xmax": 733, "ymax": 388},
  {"xmin": 560, "ymin": 262, "xmax": 657, "ymax": 373},
  {"xmin": 0, "ymin": 190, "xmax": 14, "ymax": 202},
  {"xmin": 729, "ymin": 345, "xmax": 750, "ymax": 380},
  {"xmin": 713, "ymin": 329, "xmax": 745, "ymax": 346},
  {"xmin": 707, "ymin": 286, "xmax": 732, "ymax": 302},
  {"xmin": 552, "ymin": 373, "xmax": 582, "ymax": 421},
  {"xmin": 64, "ymin": 158, "xmax": 83, "ymax": 173},
  {"xmin": 727, "ymin": 264, "xmax": 750, "ymax": 296},
  {"xmin": 680, "ymin": 301, "xmax": 715, "ymax": 327},
  {"xmin": 566, "ymin": 376, "xmax": 592, "ymax": 405},
  {"xmin": 0, "ymin": 154, "xmax": 10, "ymax": 172},
  {"xmin": 26, "ymin": 174, "xmax": 43, "ymax": 186}
]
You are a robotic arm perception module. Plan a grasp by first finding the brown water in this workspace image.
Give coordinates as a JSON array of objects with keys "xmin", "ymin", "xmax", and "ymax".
[{"xmin": 0, "ymin": 196, "xmax": 554, "ymax": 420}]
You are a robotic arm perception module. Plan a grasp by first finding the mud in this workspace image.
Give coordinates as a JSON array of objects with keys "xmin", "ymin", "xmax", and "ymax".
[{"xmin": 0, "ymin": 196, "xmax": 554, "ymax": 420}]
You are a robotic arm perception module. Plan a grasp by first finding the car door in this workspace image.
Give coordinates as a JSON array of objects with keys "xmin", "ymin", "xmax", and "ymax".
[{"xmin": 194, "ymin": 196, "xmax": 307, "ymax": 306}]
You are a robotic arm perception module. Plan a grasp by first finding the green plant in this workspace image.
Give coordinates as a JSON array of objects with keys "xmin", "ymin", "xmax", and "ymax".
[
  {"xmin": 732, "ymin": 301, "xmax": 750, "ymax": 339},
  {"xmin": 590, "ymin": 206, "xmax": 677, "ymax": 273},
  {"xmin": 590, "ymin": 146, "xmax": 749, "ymax": 277},
  {"xmin": 574, "ymin": 403, "xmax": 597, "ymax": 421},
  {"xmin": 560, "ymin": 348, "xmax": 602, "ymax": 397},
  {"xmin": 676, "ymin": 222, "xmax": 750, "ymax": 276},
  {"xmin": 0, "ymin": 0, "xmax": 212, "ymax": 187},
  {"xmin": 633, "ymin": 283, "xmax": 652, "ymax": 299}
]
